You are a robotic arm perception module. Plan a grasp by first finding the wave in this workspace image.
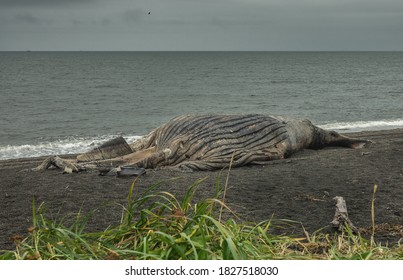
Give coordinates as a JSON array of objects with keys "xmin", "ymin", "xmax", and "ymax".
[
  {"xmin": 0, "ymin": 135, "xmax": 142, "ymax": 160},
  {"xmin": 319, "ymin": 119, "xmax": 403, "ymax": 132}
]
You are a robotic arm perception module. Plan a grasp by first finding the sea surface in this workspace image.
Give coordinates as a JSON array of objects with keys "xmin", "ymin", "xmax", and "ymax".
[{"xmin": 1, "ymin": 51, "xmax": 402, "ymax": 160}]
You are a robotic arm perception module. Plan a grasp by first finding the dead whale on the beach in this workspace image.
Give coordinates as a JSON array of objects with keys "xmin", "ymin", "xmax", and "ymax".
[{"xmin": 33, "ymin": 114, "xmax": 371, "ymax": 173}]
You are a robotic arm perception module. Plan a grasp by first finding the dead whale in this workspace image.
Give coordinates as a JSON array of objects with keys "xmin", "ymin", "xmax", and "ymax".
[{"xmin": 33, "ymin": 114, "xmax": 371, "ymax": 172}]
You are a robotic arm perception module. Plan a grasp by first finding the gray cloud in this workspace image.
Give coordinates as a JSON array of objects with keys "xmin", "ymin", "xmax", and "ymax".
[
  {"xmin": 0, "ymin": 0, "xmax": 96, "ymax": 7},
  {"xmin": 14, "ymin": 13, "xmax": 51, "ymax": 24},
  {"xmin": 1, "ymin": 0, "xmax": 403, "ymax": 51},
  {"xmin": 122, "ymin": 8, "xmax": 147, "ymax": 23}
]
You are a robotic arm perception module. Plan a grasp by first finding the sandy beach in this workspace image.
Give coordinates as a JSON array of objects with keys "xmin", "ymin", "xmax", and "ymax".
[{"xmin": 1, "ymin": 129, "xmax": 402, "ymax": 250}]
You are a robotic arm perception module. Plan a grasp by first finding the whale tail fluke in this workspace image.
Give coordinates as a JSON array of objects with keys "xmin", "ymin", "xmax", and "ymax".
[{"xmin": 349, "ymin": 139, "xmax": 373, "ymax": 149}]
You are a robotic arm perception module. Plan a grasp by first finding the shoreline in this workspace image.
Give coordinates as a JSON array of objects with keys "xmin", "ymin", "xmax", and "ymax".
[{"xmin": 1, "ymin": 128, "xmax": 402, "ymax": 250}]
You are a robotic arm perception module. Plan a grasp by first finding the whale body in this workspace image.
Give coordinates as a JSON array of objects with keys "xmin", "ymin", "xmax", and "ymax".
[{"xmin": 34, "ymin": 114, "xmax": 371, "ymax": 172}]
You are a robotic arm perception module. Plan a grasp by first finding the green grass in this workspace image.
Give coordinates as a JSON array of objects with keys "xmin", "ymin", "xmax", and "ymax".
[{"xmin": 0, "ymin": 177, "xmax": 402, "ymax": 260}]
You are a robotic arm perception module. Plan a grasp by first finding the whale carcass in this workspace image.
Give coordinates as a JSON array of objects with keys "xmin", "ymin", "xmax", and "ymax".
[{"xmin": 33, "ymin": 114, "xmax": 371, "ymax": 172}]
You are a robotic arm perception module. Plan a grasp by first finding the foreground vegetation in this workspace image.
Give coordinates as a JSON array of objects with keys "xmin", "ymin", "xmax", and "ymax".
[{"xmin": 1, "ymin": 176, "xmax": 402, "ymax": 260}]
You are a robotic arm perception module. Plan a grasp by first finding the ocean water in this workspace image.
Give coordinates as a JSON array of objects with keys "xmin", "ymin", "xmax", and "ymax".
[{"xmin": 1, "ymin": 51, "xmax": 402, "ymax": 160}]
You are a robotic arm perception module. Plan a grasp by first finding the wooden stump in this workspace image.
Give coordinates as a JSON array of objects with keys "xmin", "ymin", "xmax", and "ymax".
[{"xmin": 331, "ymin": 196, "xmax": 358, "ymax": 233}]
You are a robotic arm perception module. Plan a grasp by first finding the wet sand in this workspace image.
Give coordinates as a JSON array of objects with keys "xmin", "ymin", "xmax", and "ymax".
[{"xmin": 1, "ymin": 129, "xmax": 402, "ymax": 250}]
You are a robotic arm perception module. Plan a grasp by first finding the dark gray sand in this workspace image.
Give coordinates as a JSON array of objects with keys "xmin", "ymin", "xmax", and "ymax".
[{"xmin": 1, "ymin": 129, "xmax": 402, "ymax": 250}]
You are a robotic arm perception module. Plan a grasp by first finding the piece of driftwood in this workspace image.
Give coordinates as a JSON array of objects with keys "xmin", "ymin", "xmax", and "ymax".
[
  {"xmin": 31, "ymin": 156, "xmax": 80, "ymax": 172},
  {"xmin": 331, "ymin": 196, "xmax": 358, "ymax": 233}
]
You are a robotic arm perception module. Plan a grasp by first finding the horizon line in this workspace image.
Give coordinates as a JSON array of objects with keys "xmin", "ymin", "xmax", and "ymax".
[{"xmin": 1, "ymin": 50, "xmax": 403, "ymax": 52}]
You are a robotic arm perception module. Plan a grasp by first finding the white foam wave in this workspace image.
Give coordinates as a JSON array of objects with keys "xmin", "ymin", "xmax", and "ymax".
[
  {"xmin": 319, "ymin": 119, "xmax": 403, "ymax": 132},
  {"xmin": 0, "ymin": 135, "xmax": 142, "ymax": 160}
]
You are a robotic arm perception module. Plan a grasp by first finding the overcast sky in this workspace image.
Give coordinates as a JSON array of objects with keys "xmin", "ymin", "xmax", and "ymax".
[{"xmin": 1, "ymin": 0, "xmax": 403, "ymax": 51}]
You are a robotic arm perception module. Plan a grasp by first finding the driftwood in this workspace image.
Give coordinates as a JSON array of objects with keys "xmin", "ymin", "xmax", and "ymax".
[
  {"xmin": 31, "ymin": 156, "xmax": 80, "ymax": 173},
  {"xmin": 331, "ymin": 196, "xmax": 358, "ymax": 233}
]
